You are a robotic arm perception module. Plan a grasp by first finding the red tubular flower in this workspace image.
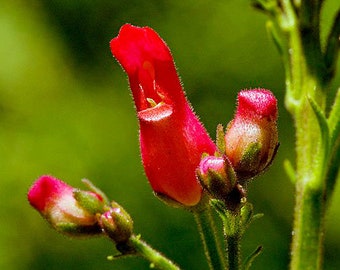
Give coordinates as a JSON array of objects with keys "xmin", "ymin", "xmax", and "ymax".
[
  {"xmin": 28, "ymin": 175, "xmax": 103, "ymax": 235},
  {"xmin": 224, "ymin": 89, "xmax": 279, "ymax": 181},
  {"xmin": 110, "ymin": 24, "xmax": 217, "ymax": 206}
]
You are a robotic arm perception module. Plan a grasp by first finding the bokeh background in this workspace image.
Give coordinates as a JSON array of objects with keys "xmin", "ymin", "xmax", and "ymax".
[{"xmin": 1, "ymin": 0, "xmax": 339, "ymax": 269}]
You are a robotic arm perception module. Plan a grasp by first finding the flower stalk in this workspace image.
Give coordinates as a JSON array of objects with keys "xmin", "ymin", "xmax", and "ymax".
[
  {"xmin": 193, "ymin": 207, "xmax": 226, "ymax": 270},
  {"xmin": 123, "ymin": 235, "xmax": 181, "ymax": 270}
]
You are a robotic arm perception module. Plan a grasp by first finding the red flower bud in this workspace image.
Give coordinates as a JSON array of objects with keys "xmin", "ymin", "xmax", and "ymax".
[
  {"xmin": 28, "ymin": 175, "xmax": 103, "ymax": 236},
  {"xmin": 110, "ymin": 24, "xmax": 217, "ymax": 206},
  {"xmin": 197, "ymin": 155, "xmax": 237, "ymax": 200},
  {"xmin": 225, "ymin": 89, "xmax": 279, "ymax": 181}
]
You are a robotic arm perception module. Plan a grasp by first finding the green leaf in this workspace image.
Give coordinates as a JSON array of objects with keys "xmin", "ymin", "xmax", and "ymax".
[
  {"xmin": 324, "ymin": 10, "xmax": 340, "ymax": 78},
  {"xmin": 243, "ymin": 246, "xmax": 263, "ymax": 270},
  {"xmin": 284, "ymin": 159, "xmax": 296, "ymax": 184},
  {"xmin": 308, "ymin": 96, "xmax": 330, "ymax": 154},
  {"xmin": 251, "ymin": 0, "xmax": 277, "ymax": 14},
  {"xmin": 266, "ymin": 21, "xmax": 283, "ymax": 56},
  {"xmin": 328, "ymin": 88, "xmax": 340, "ymax": 148},
  {"xmin": 308, "ymin": 96, "xmax": 331, "ymax": 189},
  {"xmin": 252, "ymin": 213, "xmax": 264, "ymax": 222},
  {"xmin": 216, "ymin": 124, "xmax": 226, "ymax": 154}
]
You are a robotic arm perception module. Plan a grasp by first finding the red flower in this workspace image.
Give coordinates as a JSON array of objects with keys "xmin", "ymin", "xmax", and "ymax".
[
  {"xmin": 224, "ymin": 89, "xmax": 279, "ymax": 181},
  {"xmin": 28, "ymin": 175, "xmax": 103, "ymax": 235},
  {"xmin": 110, "ymin": 24, "xmax": 217, "ymax": 206}
]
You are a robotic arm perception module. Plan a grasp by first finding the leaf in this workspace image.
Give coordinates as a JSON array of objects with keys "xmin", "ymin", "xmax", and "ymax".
[
  {"xmin": 284, "ymin": 159, "xmax": 296, "ymax": 184},
  {"xmin": 324, "ymin": 10, "xmax": 340, "ymax": 78},
  {"xmin": 243, "ymin": 246, "xmax": 263, "ymax": 270},
  {"xmin": 328, "ymin": 88, "xmax": 340, "ymax": 148},
  {"xmin": 308, "ymin": 96, "xmax": 331, "ymax": 188},
  {"xmin": 308, "ymin": 96, "xmax": 330, "ymax": 155}
]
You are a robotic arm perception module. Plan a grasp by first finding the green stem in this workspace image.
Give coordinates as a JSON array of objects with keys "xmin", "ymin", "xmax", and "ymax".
[
  {"xmin": 223, "ymin": 212, "xmax": 241, "ymax": 270},
  {"xmin": 285, "ymin": 5, "xmax": 327, "ymax": 270},
  {"xmin": 226, "ymin": 233, "xmax": 241, "ymax": 270},
  {"xmin": 128, "ymin": 234, "xmax": 181, "ymax": 270},
  {"xmin": 193, "ymin": 207, "xmax": 226, "ymax": 270},
  {"xmin": 290, "ymin": 182, "xmax": 325, "ymax": 270},
  {"xmin": 276, "ymin": 1, "xmax": 331, "ymax": 269},
  {"xmin": 255, "ymin": 0, "xmax": 336, "ymax": 268}
]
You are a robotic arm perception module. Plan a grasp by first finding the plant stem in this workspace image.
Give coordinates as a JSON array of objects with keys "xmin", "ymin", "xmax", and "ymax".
[
  {"xmin": 225, "ymin": 230, "xmax": 241, "ymax": 269},
  {"xmin": 223, "ymin": 211, "xmax": 241, "ymax": 270},
  {"xmin": 128, "ymin": 234, "xmax": 181, "ymax": 270},
  {"xmin": 284, "ymin": 3, "xmax": 328, "ymax": 268},
  {"xmin": 290, "ymin": 182, "xmax": 325, "ymax": 270},
  {"xmin": 253, "ymin": 0, "xmax": 339, "ymax": 268},
  {"xmin": 193, "ymin": 207, "xmax": 226, "ymax": 270}
]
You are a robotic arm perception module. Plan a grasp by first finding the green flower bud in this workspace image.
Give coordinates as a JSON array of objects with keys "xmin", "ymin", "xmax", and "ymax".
[
  {"xmin": 197, "ymin": 155, "xmax": 237, "ymax": 200},
  {"xmin": 99, "ymin": 202, "xmax": 133, "ymax": 243}
]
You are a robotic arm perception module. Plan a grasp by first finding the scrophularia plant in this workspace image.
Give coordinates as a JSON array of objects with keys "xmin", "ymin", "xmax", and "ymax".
[{"xmin": 27, "ymin": 1, "xmax": 339, "ymax": 269}]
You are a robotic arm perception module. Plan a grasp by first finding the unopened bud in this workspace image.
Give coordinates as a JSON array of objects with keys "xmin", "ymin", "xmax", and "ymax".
[
  {"xmin": 99, "ymin": 202, "xmax": 133, "ymax": 243},
  {"xmin": 225, "ymin": 89, "xmax": 279, "ymax": 181},
  {"xmin": 197, "ymin": 155, "xmax": 237, "ymax": 200},
  {"xmin": 28, "ymin": 175, "xmax": 103, "ymax": 236}
]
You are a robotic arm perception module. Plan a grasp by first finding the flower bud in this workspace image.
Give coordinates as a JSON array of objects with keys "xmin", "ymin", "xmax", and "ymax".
[
  {"xmin": 225, "ymin": 89, "xmax": 279, "ymax": 181},
  {"xmin": 28, "ymin": 175, "xmax": 103, "ymax": 236},
  {"xmin": 197, "ymin": 156, "xmax": 237, "ymax": 200},
  {"xmin": 99, "ymin": 202, "xmax": 133, "ymax": 243}
]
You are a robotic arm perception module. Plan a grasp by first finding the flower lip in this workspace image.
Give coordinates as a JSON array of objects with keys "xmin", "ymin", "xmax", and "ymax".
[
  {"xmin": 138, "ymin": 102, "xmax": 173, "ymax": 122},
  {"xmin": 110, "ymin": 24, "xmax": 185, "ymax": 117}
]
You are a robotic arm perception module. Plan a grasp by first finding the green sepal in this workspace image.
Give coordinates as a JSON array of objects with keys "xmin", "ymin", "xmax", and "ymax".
[
  {"xmin": 153, "ymin": 191, "xmax": 188, "ymax": 209},
  {"xmin": 240, "ymin": 203, "xmax": 263, "ymax": 230},
  {"xmin": 243, "ymin": 245, "xmax": 263, "ymax": 270},
  {"xmin": 239, "ymin": 142, "xmax": 261, "ymax": 169},
  {"xmin": 210, "ymin": 199, "xmax": 228, "ymax": 222},
  {"xmin": 82, "ymin": 178, "xmax": 110, "ymax": 205},
  {"xmin": 216, "ymin": 124, "xmax": 226, "ymax": 154},
  {"xmin": 73, "ymin": 189, "xmax": 105, "ymax": 214},
  {"xmin": 240, "ymin": 202, "xmax": 254, "ymax": 229},
  {"xmin": 101, "ymin": 211, "xmax": 133, "ymax": 243}
]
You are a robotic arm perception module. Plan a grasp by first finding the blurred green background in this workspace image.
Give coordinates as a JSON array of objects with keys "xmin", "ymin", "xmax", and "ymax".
[{"xmin": 1, "ymin": 0, "xmax": 339, "ymax": 269}]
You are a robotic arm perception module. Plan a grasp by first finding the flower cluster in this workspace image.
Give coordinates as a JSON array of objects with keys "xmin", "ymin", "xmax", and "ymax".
[
  {"xmin": 110, "ymin": 24, "xmax": 279, "ymax": 209},
  {"xmin": 28, "ymin": 175, "xmax": 133, "ymax": 243}
]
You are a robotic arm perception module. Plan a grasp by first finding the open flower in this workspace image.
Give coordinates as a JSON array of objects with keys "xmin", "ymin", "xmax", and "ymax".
[
  {"xmin": 110, "ymin": 24, "xmax": 217, "ymax": 206},
  {"xmin": 28, "ymin": 175, "xmax": 103, "ymax": 236},
  {"xmin": 224, "ymin": 89, "xmax": 279, "ymax": 181}
]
